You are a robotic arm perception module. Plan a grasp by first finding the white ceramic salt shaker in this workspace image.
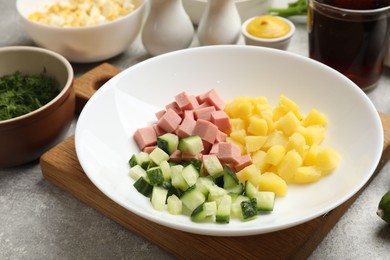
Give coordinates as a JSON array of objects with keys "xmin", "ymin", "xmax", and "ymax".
[
  {"xmin": 141, "ymin": 0, "xmax": 194, "ymax": 56},
  {"xmin": 197, "ymin": 0, "xmax": 242, "ymax": 46}
]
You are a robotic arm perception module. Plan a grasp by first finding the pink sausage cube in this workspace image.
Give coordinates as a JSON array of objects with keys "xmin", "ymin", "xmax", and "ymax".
[
  {"xmin": 170, "ymin": 150, "xmax": 182, "ymax": 163},
  {"xmin": 192, "ymin": 119, "xmax": 218, "ymax": 144},
  {"xmin": 157, "ymin": 108, "xmax": 182, "ymax": 133},
  {"xmin": 143, "ymin": 146, "xmax": 156, "ymax": 154},
  {"xmin": 155, "ymin": 109, "xmax": 166, "ymax": 120},
  {"xmin": 211, "ymin": 110, "xmax": 230, "ymax": 131},
  {"xmin": 215, "ymin": 130, "xmax": 227, "ymax": 143},
  {"xmin": 183, "ymin": 110, "xmax": 195, "ymax": 120},
  {"xmin": 176, "ymin": 116, "xmax": 196, "ymax": 139},
  {"xmin": 194, "ymin": 106, "xmax": 216, "ymax": 121},
  {"xmin": 182, "ymin": 152, "xmax": 202, "ymax": 161},
  {"xmin": 175, "ymin": 91, "xmax": 199, "ymax": 111},
  {"xmin": 217, "ymin": 142, "xmax": 241, "ymax": 164},
  {"xmin": 153, "ymin": 124, "xmax": 166, "ymax": 136},
  {"xmin": 234, "ymin": 154, "xmax": 253, "ymax": 172},
  {"xmin": 165, "ymin": 101, "xmax": 183, "ymax": 118},
  {"xmin": 209, "ymin": 143, "xmax": 219, "ymax": 155},
  {"xmin": 201, "ymin": 140, "xmax": 212, "ymax": 155},
  {"xmin": 202, "ymin": 89, "xmax": 226, "ymax": 111},
  {"xmin": 133, "ymin": 126, "xmax": 157, "ymax": 150}
]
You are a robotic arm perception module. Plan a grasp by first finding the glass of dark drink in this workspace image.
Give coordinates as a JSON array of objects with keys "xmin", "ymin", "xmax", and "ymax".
[{"xmin": 308, "ymin": 0, "xmax": 390, "ymax": 91}]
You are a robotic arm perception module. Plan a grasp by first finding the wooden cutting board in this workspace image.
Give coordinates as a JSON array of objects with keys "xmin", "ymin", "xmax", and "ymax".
[{"xmin": 40, "ymin": 63, "xmax": 390, "ymax": 259}]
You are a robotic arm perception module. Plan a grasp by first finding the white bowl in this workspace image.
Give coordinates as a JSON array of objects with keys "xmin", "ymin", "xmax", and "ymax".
[
  {"xmin": 241, "ymin": 16, "xmax": 295, "ymax": 50},
  {"xmin": 75, "ymin": 45, "xmax": 383, "ymax": 236},
  {"xmin": 183, "ymin": 0, "xmax": 272, "ymax": 25},
  {"xmin": 16, "ymin": 0, "xmax": 146, "ymax": 63}
]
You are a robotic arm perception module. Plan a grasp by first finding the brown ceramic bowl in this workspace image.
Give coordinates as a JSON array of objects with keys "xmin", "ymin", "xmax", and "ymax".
[{"xmin": 0, "ymin": 46, "xmax": 74, "ymax": 168}]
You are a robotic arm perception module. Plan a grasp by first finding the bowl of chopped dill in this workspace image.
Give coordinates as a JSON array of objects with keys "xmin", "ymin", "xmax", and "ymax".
[{"xmin": 0, "ymin": 46, "xmax": 74, "ymax": 168}]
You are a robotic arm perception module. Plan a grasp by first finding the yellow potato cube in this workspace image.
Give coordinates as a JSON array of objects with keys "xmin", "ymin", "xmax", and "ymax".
[
  {"xmin": 230, "ymin": 129, "xmax": 247, "ymax": 145},
  {"xmin": 238, "ymin": 101, "xmax": 254, "ymax": 119},
  {"xmin": 293, "ymin": 166, "xmax": 322, "ymax": 184},
  {"xmin": 296, "ymin": 125, "xmax": 326, "ymax": 146},
  {"xmin": 247, "ymin": 116, "xmax": 268, "ymax": 136},
  {"xmin": 230, "ymin": 118, "xmax": 246, "ymax": 132},
  {"xmin": 262, "ymin": 131, "xmax": 288, "ymax": 151},
  {"xmin": 251, "ymin": 150, "xmax": 269, "ymax": 173},
  {"xmin": 264, "ymin": 145, "xmax": 286, "ymax": 165},
  {"xmin": 274, "ymin": 111, "xmax": 301, "ymax": 136},
  {"xmin": 258, "ymin": 172, "xmax": 288, "ymax": 196},
  {"xmin": 277, "ymin": 150, "xmax": 303, "ymax": 183},
  {"xmin": 273, "ymin": 106, "xmax": 285, "ymax": 121},
  {"xmin": 279, "ymin": 95, "xmax": 299, "ymax": 113},
  {"xmin": 286, "ymin": 132, "xmax": 307, "ymax": 156},
  {"xmin": 236, "ymin": 164, "xmax": 261, "ymax": 187},
  {"xmin": 303, "ymin": 144, "xmax": 323, "ymax": 166},
  {"xmin": 302, "ymin": 109, "xmax": 328, "ymax": 127},
  {"xmin": 316, "ymin": 148, "xmax": 341, "ymax": 175},
  {"xmin": 245, "ymin": 135, "xmax": 267, "ymax": 153}
]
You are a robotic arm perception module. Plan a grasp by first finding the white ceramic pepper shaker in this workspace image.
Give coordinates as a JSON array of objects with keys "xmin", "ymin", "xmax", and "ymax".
[
  {"xmin": 197, "ymin": 0, "xmax": 241, "ymax": 46},
  {"xmin": 141, "ymin": 0, "xmax": 194, "ymax": 56}
]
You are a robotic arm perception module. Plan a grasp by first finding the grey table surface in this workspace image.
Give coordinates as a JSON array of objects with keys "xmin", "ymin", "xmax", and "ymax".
[{"xmin": 1, "ymin": 1, "xmax": 390, "ymax": 259}]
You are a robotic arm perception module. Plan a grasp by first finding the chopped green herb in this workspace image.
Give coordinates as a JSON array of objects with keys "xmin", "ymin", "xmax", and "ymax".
[
  {"xmin": 0, "ymin": 71, "xmax": 59, "ymax": 121},
  {"xmin": 268, "ymin": 0, "xmax": 307, "ymax": 18}
]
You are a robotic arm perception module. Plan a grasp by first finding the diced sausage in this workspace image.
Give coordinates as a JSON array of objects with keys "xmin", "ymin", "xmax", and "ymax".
[
  {"xmin": 175, "ymin": 91, "xmax": 199, "ymax": 111},
  {"xmin": 194, "ymin": 106, "xmax": 216, "ymax": 121},
  {"xmin": 165, "ymin": 101, "xmax": 183, "ymax": 118},
  {"xmin": 176, "ymin": 116, "xmax": 196, "ymax": 138},
  {"xmin": 143, "ymin": 146, "xmax": 156, "ymax": 154},
  {"xmin": 215, "ymin": 130, "xmax": 227, "ymax": 143},
  {"xmin": 211, "ymin": 110, "xmax": 230, "ymax": 131},
  {"xmin": 192, "ymin": 119, "xmax": 218, "ymax": 144},
  {"xmin": 155, "ymin": 109, "xmax": 166, "ymax": 120},
  {"xmin": 133, "ymin": 126, "xmax": 157, "ymax": 150},
  {"xmin": 217, "ymin": 142, "xmax": 241, "ymax": 164},
  {"xmin": 157, "ymin": 108, "xmax": 182, "ymax": 133},
  {"xmin": 234, "ymin": 154, "xmax": 253, "ymax": 172},
  {"xmin": 170, "ymin": 150, "xmax": 182, "ymax": 163}
]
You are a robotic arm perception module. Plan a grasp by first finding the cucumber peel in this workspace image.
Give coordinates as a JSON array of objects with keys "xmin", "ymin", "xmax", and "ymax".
[{"xmin": 377, "ymin": 190, "xmax": 390, "ymax": 223}]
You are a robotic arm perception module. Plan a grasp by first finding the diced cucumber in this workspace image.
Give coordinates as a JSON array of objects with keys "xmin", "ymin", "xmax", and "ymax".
[
  {"xmin": 151, "ymin": 186, "xmax": 168, "ymax": 211},
  {"xmin": 180, "ymin": 186, "xmax": 206, "ymax": 212},
  {"xmin": 231, "ymin": 195, "xmax": 250, "ymax": 218},
  {"xmin": 255, "ymin": 191, "xmax": 275, "ymax": 211},
  {"xmin": 167, "ymin": 194, "xmax": 182, "ymax": 215},
  {"xmin": 170, "ymin": 165, "xmax": 189, "ymax": 191},
  {"xmin": 203, "ymin": 155, "xmax": 224, "ymax": 178},
  {"xmin": 226, "ymin": 183, "xmax": 244, "ymax": 194},
  {"xmin": 216, "ymin": 195, "xmax": 232, "ymax": 223},
  {"xmin": 191, "ymin": 201, "xmax": 217, "ymax": 222},
  {"xmin": 182, "ymin": 164, "xmax": 199, "ymax": 187},
  {"xmin": 129, "ymin": 165, "xmax": 147, "ymax": 181},
  {"xmin": 146, "ymin": 166, "xmax": 164, "ymax": 186},
  {"xmin": 129, "ymin": 152, "xmax": 150, "ymax": 170},
  {"xmin": 207, "ymin": 184, "xmax": 227, "ymax": 205},
  {"xmin": 133, "ymin": 177, "xmax": 153, "ymax": 197},
  {"xmin": 159, "ymin": 160, "xmax": 171, "ymax": 181},
  {"xmin": 244, "ymin": 180, "xmax": 258, "ymax": 199},
  {"xmin": 178, "ymin": 136, "xmax": 204, "ymax": 154},
  {"xmin": 223, "ymin": 166, "xmax": 240, "ymax": 189},
  {"xmin": 195, "ymin": 176, "xmax": 215, "ymax": 196},
  {"xmin": 241, "ymin": 198, "xmax": 258, "ymax": 220},
  {"xmin": 149, "ymin": 147, "xmax": 170, "ymax": 165},
  {"xmin": 190, "ymin": 158, "xmax": 203, "ymax": 174},
  {"xmin": 157, "ymin": 133, "xmax": 179, "ymax": 155}
]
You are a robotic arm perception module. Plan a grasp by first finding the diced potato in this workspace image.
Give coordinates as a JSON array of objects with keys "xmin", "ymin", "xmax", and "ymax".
[
  {"xmin": 293, "ymin": 166, "xmax": 322, "ymax": 184},
  {"xmin": 274, "ymin": 111, "xmax": 300, "ymax": 136},
  {"xmin": 258, "ymin": 172, "xmax": 288, "ymax": 196},
  {"xmin": 236, "ymin": 164, "xmax": 261, "ymax": 187},
  {"xmin": 262, "ymin": 131, "xmax": 288, "ymax": 151},
  {"xmin": 245, "ymin": 135, "xmax": 267, "ymax": 153},
  {"xmin": 230, "ymin": 129, "xmax": 247, "ymax": 145},
  {"xmin": 303, "ymin": 144, "xmax": 323, "ymax": 166},
  {"xmin": 286, "ymin": 132, "xmax": 307, "ymax": 157},
  {"xmin": 230, "ymin": 118, "xmax": 246, "ymax": 132},
  {"xmin": 316, "ymin": 148, "xmax": 341, "ymax": 175},
  {"xmin": 238, "ymin": 101, "xmax": 254, "ymax": 120},
  {"xmin": 302, "ymin": 109, "xmax": 328, "ymax": 127},
  {"xmin": 277, "ymin": 150, "xmax": 303, "ymax": 183},
  {"xmin": 296, "ymin": 125, "xmax": 326, "ymax": 146},
  {"xmin": 247, "ymin": 116, "xmax": 268, "ymax": 136},
  {"xmin": 251, "ymin": 150, "xmax": 269, "ymax": 173},
  {"xmin": 279, "ymin": 95, "xmax": 299, "ymax": 113},
  {"xmin": 264, "ymin": 145, "xmax": 286, "ymax": 165}
]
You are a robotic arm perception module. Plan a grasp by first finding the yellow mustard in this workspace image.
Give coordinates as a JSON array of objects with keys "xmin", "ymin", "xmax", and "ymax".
[{"xmin": 246, "ymin": 15, "xmax": 290, "ymax": 39}]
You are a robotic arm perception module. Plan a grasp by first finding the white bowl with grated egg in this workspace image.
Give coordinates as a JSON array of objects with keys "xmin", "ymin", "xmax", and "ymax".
[{"xmin": 16, "ymin": 0, "xmax": 146, "ymax": 63}]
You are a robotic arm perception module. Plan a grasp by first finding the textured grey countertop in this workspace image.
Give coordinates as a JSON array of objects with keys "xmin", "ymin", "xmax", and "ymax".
[{"xmin": 1, "ymin": 1, "xmax": 390, "ymax": 259}]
